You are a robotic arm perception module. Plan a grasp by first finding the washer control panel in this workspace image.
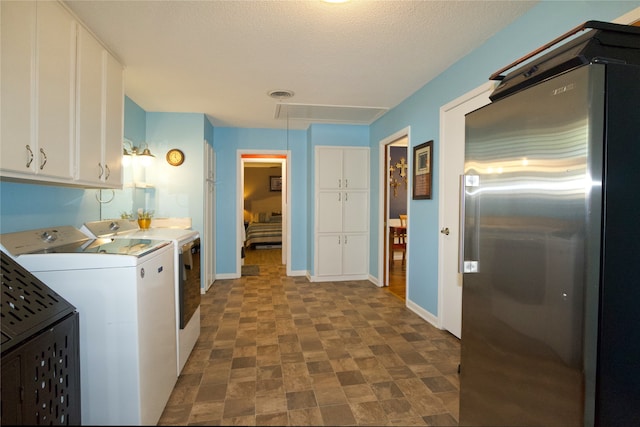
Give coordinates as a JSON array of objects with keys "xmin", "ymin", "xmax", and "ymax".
[{"xmin": 0, "ymin": 226, "xmax": 89, "ymax": 256}]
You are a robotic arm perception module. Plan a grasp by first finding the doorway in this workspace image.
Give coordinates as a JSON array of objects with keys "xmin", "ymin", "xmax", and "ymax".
[
  {"xmin": 378, "ymin": 128, "xmax": 410, "ymax": 300},
  {"xmin": 237, "ymin": 152, "xmax": 289, "ymax": 275}
]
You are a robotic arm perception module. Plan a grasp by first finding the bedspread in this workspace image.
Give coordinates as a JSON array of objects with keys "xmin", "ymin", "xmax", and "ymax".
[{"xmin": 245, "ymin": 221, "xmax": 282, "ymax": 247}]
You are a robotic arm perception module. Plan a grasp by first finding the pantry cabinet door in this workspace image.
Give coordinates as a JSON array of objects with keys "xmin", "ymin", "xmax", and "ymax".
[
  {"xmin": 317, "ymin": 191, "xmax": 342, "ymax": 233},
  {"xmin": 316, "ymin": 234, "xmax": 343, "ymax": 276},
  {"xmin": 342, "ymin": 234, "xmax": 368, "ymax": 276},
  {"xmin": 317, "ymin": 148, "xmax": 343, "ymax": 189},
  {"xmin": 342, "ymin": 148, "xmax": 369, "ymax": 190},
  {"xmin": 342, "ymin": 191, "xmax": 368, "ymax": 233}
]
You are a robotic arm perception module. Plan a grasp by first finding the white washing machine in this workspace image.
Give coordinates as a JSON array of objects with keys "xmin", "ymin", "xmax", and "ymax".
[
  {"xmin": 0, "ymin": 226, "xmax": 177, "ymax": 426},
  {"xmin": 81, "ymin": 219, "xmax": 201, "ymax": 374}
]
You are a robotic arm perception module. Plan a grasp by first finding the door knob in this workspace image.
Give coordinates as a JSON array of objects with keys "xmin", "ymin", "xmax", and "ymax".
[{"xmin": 440, "ymin": 227, "xmax": 450, "ymax": 235}]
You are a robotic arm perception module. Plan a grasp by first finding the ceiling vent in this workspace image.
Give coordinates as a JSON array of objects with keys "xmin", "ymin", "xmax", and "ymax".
[{"xmin": 268, "ymin": 90, "xmax": 295, "ymax": 100}]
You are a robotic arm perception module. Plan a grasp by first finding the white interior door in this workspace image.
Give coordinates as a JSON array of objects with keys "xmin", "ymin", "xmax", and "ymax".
[{"xmin": 438, "ymin": 82, "xmax": 494, "ymax": 338}]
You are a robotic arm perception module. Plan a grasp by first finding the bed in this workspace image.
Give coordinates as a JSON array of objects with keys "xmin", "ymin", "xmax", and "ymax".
[{"xmin": 244, "ymin": 213, "xmax": 282, "ymax": 248}]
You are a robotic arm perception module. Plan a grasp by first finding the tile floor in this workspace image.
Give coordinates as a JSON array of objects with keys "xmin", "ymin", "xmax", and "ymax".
[{"xmin": 158, "ymin": 264, "xmax": 460, "ymax": 426}]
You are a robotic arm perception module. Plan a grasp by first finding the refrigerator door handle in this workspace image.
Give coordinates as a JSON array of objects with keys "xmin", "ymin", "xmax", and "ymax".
[{"xmin": 460, "ymin": 174, "xmax": 480, "ymax": 273}]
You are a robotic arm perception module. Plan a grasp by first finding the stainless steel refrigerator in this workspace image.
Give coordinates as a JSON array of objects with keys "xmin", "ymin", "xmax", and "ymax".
[{"xmin": 459, "ymin": 22, "xmax": 640, "ymax": 426}]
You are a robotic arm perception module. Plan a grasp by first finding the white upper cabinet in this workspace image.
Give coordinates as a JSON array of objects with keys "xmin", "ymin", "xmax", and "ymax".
[
  {"xmin": 1, "ymin": 0, "xmax": 123, "ymax": 188},
  {"xmin": 76, "ymin": 26, "xmax": 124, "ymax": 187},
  {"xmin": 1, "ymin": 1, "xmax": 75, "ymax": 180}
]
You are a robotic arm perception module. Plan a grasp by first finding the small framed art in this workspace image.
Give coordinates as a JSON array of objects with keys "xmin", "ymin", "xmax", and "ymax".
[
  {"xmin": 413, "ymin": 140, "xmax": 433, "ymax": 200},
  {"xmin": 270, "ymin": 176, "xmax": 282, "ymax": 192}
]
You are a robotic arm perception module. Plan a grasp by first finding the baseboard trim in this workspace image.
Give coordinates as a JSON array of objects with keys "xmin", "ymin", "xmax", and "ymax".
[
  {"xmin": 216, "ymin": 272, "xmax": 241, "ymax": 280},
  {"xmin": 405, "ymin": 299, "xmax": 440, "ymax": 329},
  {"xmin": 287, "ymin": 269, "xmax": 307, "ymax": 277}
]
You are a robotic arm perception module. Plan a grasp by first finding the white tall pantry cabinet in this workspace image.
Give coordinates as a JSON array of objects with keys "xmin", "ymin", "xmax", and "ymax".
[{"xmin": 314, "ymin": 146, "xmax": 369, "ymax": 280}]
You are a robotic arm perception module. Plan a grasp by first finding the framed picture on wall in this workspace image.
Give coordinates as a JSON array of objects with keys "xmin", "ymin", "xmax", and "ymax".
[
  {"xmin": 413, "ymin": 140, "xmax": 433, "ymax": 199},
  {"xmin": 270, "ymin": 176, "xmax": 282, "ymax": 192}
]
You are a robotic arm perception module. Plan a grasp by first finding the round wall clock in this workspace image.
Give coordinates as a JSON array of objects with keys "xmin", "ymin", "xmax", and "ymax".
[{"xmin": 166, "ymin": 149, "xmax": 185, "ymax": 166}]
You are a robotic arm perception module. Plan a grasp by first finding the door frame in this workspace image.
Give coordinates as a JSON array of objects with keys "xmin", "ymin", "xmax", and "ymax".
[
  {"xmin": 236, "ymin": 150, "xmax": 290, "ymax": 276},
  {"xmin": 437, "ymin": 81, "xmax": 495, "ymax": 336},
  {"xmin": 203, "ymin": 140, "xmax": 215, "ymax": 291},
  {"xmin": 378, "ymin": 126, "xmax": 410, "ymax": 289}
]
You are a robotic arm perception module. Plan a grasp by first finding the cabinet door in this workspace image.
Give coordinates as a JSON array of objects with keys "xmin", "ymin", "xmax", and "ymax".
[
  {"xmin": 103, "ymin": 51, "xmax": 124, "ymax": 187},
  {"xmin": 35, "ymin": 1, "xmax": 75, "ymax": 179},
  {"xmin": 317, "ymin": 148, "xmax": 343, "ymax": 189},
  {"xmin": 343, "ymin": 148, "xmax": 369, "ymax": 190},
  {"xmin": 317, "ymin": 191, "xmax": 342, "ymax": 233},
  {"xmin": 317, "ymin": 234, "xmax": 343, "ymax": 276},
  {"xmin": 343, "ymin": 191, "xmax": 368, "ymax": 233},
  {"xmin": 1, "ymin": 1, "xmax": 36, "ymax": 174},
  {"xmin": 76, "ymin": 26, "xmax": 104, "ymax": 184},
  {"xmin": 342, "ymin": 233, "xmax": 368, "ymax": 276}
]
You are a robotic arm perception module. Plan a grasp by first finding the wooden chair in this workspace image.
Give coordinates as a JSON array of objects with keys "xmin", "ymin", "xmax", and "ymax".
[{"xmin": 391, "ymin": 215, "xmax": 407, "ymax": 266}]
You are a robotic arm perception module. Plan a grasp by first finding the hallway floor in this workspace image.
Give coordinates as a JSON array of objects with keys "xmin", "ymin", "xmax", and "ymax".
[
  {"xmin": 159, "ymin": 262, "xmax": 460, "ymax": 426},
  {"xmin": 387, "ymin": 259, "xmax": 406, "ymax": 301}
]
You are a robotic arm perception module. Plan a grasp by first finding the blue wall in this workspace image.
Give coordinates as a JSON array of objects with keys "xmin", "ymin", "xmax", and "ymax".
[
  {"xmin": 212, "ymin": 127, "xmax": 308, "ymax": 273},
  {"xmin": 0, "ymin": 183, "xmax": 98, "ymax": 233},
  {"xmin": 145, "ymin": 112, "xmax": 211, "ymax": 237},
  {"xmin": 124, "ymin": 96, "xmax": 146, "ymax": 145}
]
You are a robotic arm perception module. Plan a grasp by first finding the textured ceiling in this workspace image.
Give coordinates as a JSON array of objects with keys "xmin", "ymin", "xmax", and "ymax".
[{"xmin": 64, "ymin": 0, "xmax": 538, "ymax": 130}]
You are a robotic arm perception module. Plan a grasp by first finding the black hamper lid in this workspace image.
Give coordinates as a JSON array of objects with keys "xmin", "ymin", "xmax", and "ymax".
[{"xmin": 1, "ymin": 251, "xmax": 77, "ymax": 356}]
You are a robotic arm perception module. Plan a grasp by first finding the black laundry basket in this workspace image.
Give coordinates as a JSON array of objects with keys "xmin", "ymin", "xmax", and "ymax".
[{"xmin": 1, "ymin": 251, "xmax": 81, "ymax": 425}]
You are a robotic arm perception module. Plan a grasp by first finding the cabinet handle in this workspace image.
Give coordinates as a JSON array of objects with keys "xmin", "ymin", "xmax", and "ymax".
[
  {"xmin": 338, "ymin": 235, "xmax": 341, "ymax": 244},
  {"xmin": 345, "ymin": 193, "xmax": 348, "ymax": 202},
  {"xmin": 25, "ymin": 145, "xmax": 34, "ymax": 168},
  {"xmin": 344, "ymin": 235, "xmax": 348, "ymax": 245},
  {"xmin": 98, "ymin": 163, "xmax": 104, "ymax": 179},
  {"xmin": 104, "ymin": 164, "xmax": 110, "ymax": 180},
  {"xmin": 338, "ymin": 193, "xmax": 341, "ymax": 202},
  {"xmin": 39, "ymin": 148, "xmax": 47, "ymax": 170},
  {"xmin": 345, "ymin": 179, "xmax": 348, "ymax": 188},
  {"xmin": 338, "ymin": 179, "xmax": 341, "ymax": 188}
]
